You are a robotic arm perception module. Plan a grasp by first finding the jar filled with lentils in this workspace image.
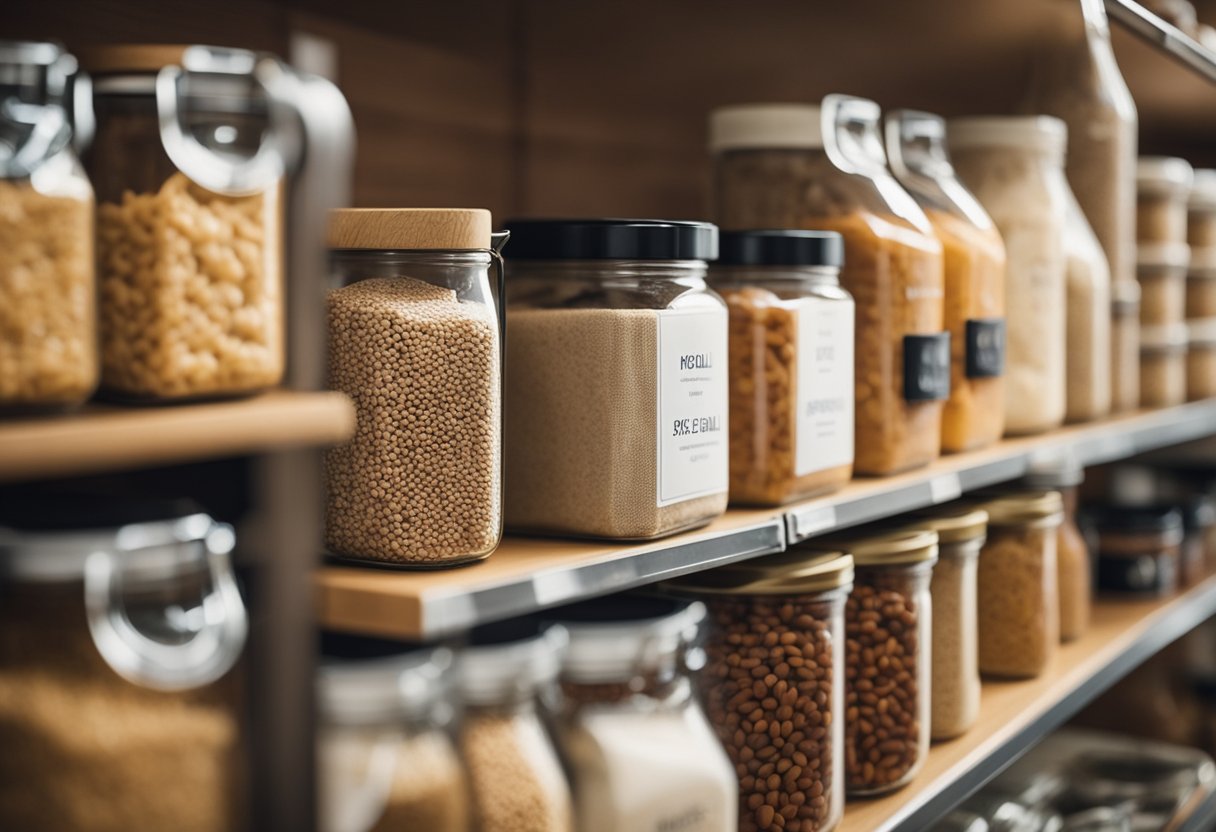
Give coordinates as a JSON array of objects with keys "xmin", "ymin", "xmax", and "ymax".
[
  {"xmin": 326, "ymin": 208, "xmax": 504, "ymax": 568},
  {"xmin": 805, "ymin": 529, "xmax": 936, "ymax": 796},
  {"xmin": 710, "ymin": 97, "xmax": 948, "ymax": 477},
  {"xmin": 666, "ymin": 549, "xmax": 853, "ymax": 832},
  {"xmin": 709, "ymin": 229, "xmax": 855, "ymax": 506},
  {"xmin": 974, "ymin": 490, "xmax": 1064, "ymax": 679},
  {"xmin": 547, "ymin": 597, "xmax": 736, "ymax": 832},
  {"xmin": 1024, "ymin": 461, "xmax": 1092, "ymax": 642}
]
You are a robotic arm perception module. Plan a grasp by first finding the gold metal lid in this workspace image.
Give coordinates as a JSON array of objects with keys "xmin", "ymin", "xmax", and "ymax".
[
  {"xmin": 803, "ymin": 528, "xmax": 939, "ymax": 566},
  {"xmin": 973, "ymin": 490, "xmax": 1064, "ymax": 526},
  {"xmin": 906, "ymin": 507, "xmax": 989, "ymax": 545},
  {"xmin": 328, "ymin": 208, "xmax": 492, "ymax": 251},
  {"xmin": 664, "ymin": 551, "xmax": 854, "ymax": 596},
  {"xmin": 75, "ymin": 44, "xmax": 191, "ymax": 74}
]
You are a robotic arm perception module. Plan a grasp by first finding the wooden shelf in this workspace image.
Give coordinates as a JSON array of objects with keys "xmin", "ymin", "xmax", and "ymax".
[{"xmin": 0, "ymin": 390, "xmax": 356, "ymax": 482}]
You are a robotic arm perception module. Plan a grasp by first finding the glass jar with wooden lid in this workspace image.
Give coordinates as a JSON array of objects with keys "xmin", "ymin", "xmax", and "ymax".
[{"xmin": 1023, "ymin": 459, "xmax": 1092, "ymax": 642}]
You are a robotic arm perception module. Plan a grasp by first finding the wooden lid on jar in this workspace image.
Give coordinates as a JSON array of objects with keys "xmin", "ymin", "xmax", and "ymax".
[
  {"xmin": 805, "ymin": 528, "xmax": 939, "ymax": 567},
  {"xmin": 906, "ymin": 506, "xmax": 989, "ymax": 546},
  {"xmin": 328, "ymin": 208, "xmax": 493, "ymax": 251},
  {"xmin": 664, "ymin": 550, "xmax": 854, "ymax": 595},
  {"xmin": 974, "ymin": 490, "xmax": 1064, "ymax": 527},
  {"xmin": 75, "ymin": 44, "xmax": 191, "ymax": 73}
]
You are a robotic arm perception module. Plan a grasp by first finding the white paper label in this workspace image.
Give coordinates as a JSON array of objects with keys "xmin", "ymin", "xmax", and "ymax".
[
  {"xmin": 657, "ymin": 306, "xmax": 729, "ymax": 507},
  {"xmin": 795, "ymin": 297, "xmax": 854, "ymax": 476}
]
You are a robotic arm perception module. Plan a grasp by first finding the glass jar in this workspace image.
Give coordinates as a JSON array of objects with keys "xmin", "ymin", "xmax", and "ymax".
[
  {"xmin": 0, "ymin": 41, "xmax": 97, "ymax": 410},
  {"xmin": 325, "ymin": 208, "xmax": 504, "ymax": 567},
  {"xmin": 1181, "ymin": 496, "xmax": 1215, "ymax": 585},
  {"xmin": 907, "ymin": 507, "xmax": 987, "ymax": 740},
  {"xmin": 0, "ymin": 495, "xmax": 247, "ymax": 831},
  {"xmin": 1137, "ymin": 242, "xmax": 1190, "ymax": 326},
  {"xmin": 710, "ymin": 97, "xmax": 947, "ymax": 476},
  {"xmin": 709, "ymin": 230, "xmax": 854, "ymax": 505},
  {"xmin": 1187, "ymin": 318, "xmax": 1216, "ymax": 400},
  {"xmin": 1024, "ymin": 461, "xmax": 1092, "ymax": 642},
  {"xmin": 1187, "ymin": 247, "xmax": 1216, "ymax": 319},
  {"xmin": 1111, "ymin": 279, "xmax": 1142, "ymax": 412},
  {"xmin": 1063, "ymin": 183, "xmax": 1113, "ymax": 423},
  {"xmin": 806, "ymin": 529, "xmax": 936, "ymax": 796},
  {"xmin": 82, "ymin": 45, "xmax": 291, "ymax": 401},
  {"xmin": 1140, "ymin": 323, "xmax": 1188, "ymax": 408},
  {"xmin": 665, "ymin": 550, "xmax": 853, "ymax": 832},
  {"xmin": 1090, "ymin": 505, "xmax": 1184, "ymax": 595},
  {"xmin": 457, "ymin": 622, "xmax": 573, "ymax": 832},
  {"xmin": 886, "ymin": 110, "xmax": 1007, "ymax": 453},
  {"xmin": 1137, "ymin": 157, "xmax": 1194, "ymax": 246},
  {"xmin": 317, "ymin": 640, "xmax": 467, "ymax": 832},
  {"xmin": 974, "ymin": 490, "xmax": 1064, "ymax": 679},
  {"xmin": 950, "ymin": 117, "xmax": 1069, "ymax": 436},
  {"xmin": 1188, "ymin": 169, "xmax": 1216, "ymax": 249},
  {"xmin": 502, "ymin": 219, "xmax": 728, "ymax": 540},
  {"xmin": 548, "ymin": 597, "xmax": 736, "ymax": 832}
]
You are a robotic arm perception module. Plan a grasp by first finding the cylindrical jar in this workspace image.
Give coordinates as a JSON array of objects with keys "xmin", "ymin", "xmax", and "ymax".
[
  {"xmin": 1188, "ymin": 169, "xmax": 1216, "ymax": 249},
  {"xmin": 1137, "ymin": 242, "xmax": 1190, "ymax": 325},
  {"xmin": 457, "ymin": 623, "xmax": 573, "ymax": 832},
  {"xmin": 1187, "ymin": 248, "xmax": 1216, "ymax": 319},
  {"xmin": 1024, "ymin": 462, "xmax": 1092, "ymax": 642},
  {"xmin": 885, "ymin": 110, "xmax": 1007, "ymax": 453},
  {"xmin": 1188, "ymin": 318, "xmax": 1216, "ymax": 400},
  {"xmin": 907, "ymin": 507, "xmax": 988, "ymax": 740},
  {"xmin": 317, "ymin": 641, "xmax": 467, "ymax": 832},
  {"xmin": 710, "ymin": 97, "xmax": 948, "ymax": 476},
  {"xmin": 665, "ymin": 550, "xmax": 854, "ymax": 832},
  {"xmin": 806, "ymin": 529, "xmax": 936, "ymax": 796},
  {"xmin": 0, "ymin": 41, "xmax": 98, "ymax": 410},
  {"xmin": 81, "ymin": 45, "xmax": 288, "ymax": 401},
  {"xmin": 1111, "ymin": 279, "xmax": 1142, "ymax": 411},
  {"xmin": 1137, "ymin": 157, "xmax": 1194, "ymax": 245},
  {"xmin": 1089, "ymin": 505, "xmax": 1184, "ymax": 596},
  {"xmin": 1140, "ymin": 323, "xmax": 1188, "ymax": 408},
  {"xmin": 0, "ymin": 495, "xmax": 248, "ymax": 832},
  {"xmin": 974, "ymin": 490, "xmax": 1064, "ymax": 678},
  {"xmin": 325, "ymin": 208, "xmax": 503, "ymax": 567},
  {"xmin": 1181, "ymin": 497, "xmax": 1216, "ymax": 586},
  {"xmin": 1063, "ymin": 184, "xmax": 1113, "ymax": 423},
  {"xmin": 710, "ymin": 230, "xmax": 855, "ymax": 505},
  {"xmin": 548, "ymin": 597, "xmax": 736, "ymax": 832},
  {"xmin": 950, "ymin": 117, "xmax": 1069, "ymax": 435},
  {"xmin": 503, "ymin": 219, "xmax": 729, "ymax": 539}
]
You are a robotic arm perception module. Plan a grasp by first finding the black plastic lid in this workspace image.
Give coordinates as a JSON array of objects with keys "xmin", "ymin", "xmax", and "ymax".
[
  {"xmin": 0, "ymin": 493, "xmax": 203, "ymax": 532},
  {"xmin": 1085, "ymin": 504, "xmax": 1185, "ymax": 534},
  {"xmin": 501, "ymin": 218, "xmax": 719, "ymax": 261},
  {"xmin": 717, "ymin": 229, "xmax": 844, "ymax": 268},
  {"xmin": 1183, "ymin": 495, "xmax": 1216, "ymax": 532}
]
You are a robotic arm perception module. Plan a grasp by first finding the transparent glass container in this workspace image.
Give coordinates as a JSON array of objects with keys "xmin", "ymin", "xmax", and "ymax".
[
  {"xmin": 82, "ymin": 45, "xmax": 289, "ymax": 401},
  {"xmin": 1111, "ymin": 280, "xmax": 1142, "ymax": 412},
  {"xmin": 0, "ymin": 41, "xmax": 97, "ymax": 410},
  {"xmin": 1063, "ymin": 187, "xmax": 1113, "ymax": 423},
  {"xmin": 1137, "ymin": 157, "xmax": 1194, "ymax": 246},
  {"xmin": 1138, "ymin": 242, "xmax": 1190, "ymax": 326},
  {"xmin": 503, "ymin": 219, "xmax": 728, "ymax": 540},
  {"xmin": 1188, "ymin": 169, "xmax": 1216, "ymax": 249},
  {"xmin": 950, "ymin": 117, "xmax": 1069, "ymax": 436},
  {"xmin": 886, "ymin": 110, "xmax": 1007, "ymax": 453},
  {"xmin": 1187, "ymin": 319, "xmax": 1216, "ymax": 401},
  {"xmin": 666, "ymin": 550, "xmax": 853, "ymax": 832},
  {"xmin": 0, "ymin": 495, "xmax": 247, "ymax": 832},
  {"xmin": 975, "ymin": 490, "xmax": 1064, "ymax": 679},
  {"xmin": 1025, "ymin": 462, "xmax": 1092, "ymax": 643},
  {"xmin": 1188, "ymin": 248, "xmax": 1216, "ymax": 319},
  {"xmin": 1140, "ymin": 323, "xmax": 1188, "ymax": 408},
  {"xmin": 317, "ymin": 641, "xmax": 467, "ymax": 832},
  {"xmin": 325, "ymin": 209, "xmax": 504, "ymax": 567},
  {"xmin": 710, "ymin": 96, "xmax": 947, "ymax": 476},
  {"xmin": 549, "ymin": 597, "xmax": 736, "ymax": 832},
  {"xmin": 710, "ymin": 230, "xmax": 855, "ymax": 506},
  {"xmin": 1091, "ymin": 505, "xmax": 1184, "ymax": 596}
]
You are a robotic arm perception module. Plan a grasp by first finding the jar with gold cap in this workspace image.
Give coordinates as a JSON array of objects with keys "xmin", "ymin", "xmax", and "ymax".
[
  {"xmin": 1023, "ymin": 460, "xmax": 1092, "ymax": 642},
  {"xmin": 804, "ymin": 529, "xmax": 937, "ymax": 796},
  {"xmin": 326, "ymin": 207, "xmax": 505, "ymax": 567},
  {"xmin": 973, "ymin": 490, "xmax": 1065, "ymax": 679},
  {"xmin": 907, "ymin": 506, "xmax": 988, "ymax": 740},
  {"xmin": 664, "ymin": 550, "xmax": 853, "ymax": 832}
]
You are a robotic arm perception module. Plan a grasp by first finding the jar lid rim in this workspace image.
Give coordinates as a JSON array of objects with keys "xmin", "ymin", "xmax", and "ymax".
[
  {"xmin": 905, "ymin": 507, "xmax": 989, "ymax": 544},
  {"xmin": 501, "ymin": 218, "xmax": 718, "ymax": 261},
  {"xmin": 803, "ymin": 528, "xmax": 940, "ymax": 565},
  {"xmin": 708, "ymin": 103, "xmax": 825, "ymax": 152},
  {"xmin": 329, "ymin": 208, "xmax": 493, "ymax": 251},
  {"xmin": 715, "ymin": 229, "xmax": 845, "ymax": 268},
  {"xmin": 664, "ymin": 551, "xmax": 854, "ymax": 595},
  {"xmin": 972, "ymin": 489, "xmax": 1064, "ymax": 524}
]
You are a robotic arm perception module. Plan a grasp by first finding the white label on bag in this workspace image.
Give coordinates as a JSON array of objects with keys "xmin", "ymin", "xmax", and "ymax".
[
  {"xmin": 657, "ymin": 306, "xmax": 729, "ymax": 507},
  {"xmin": 795, "ymin": 297, "xmax": 854, "ymax": 476}
]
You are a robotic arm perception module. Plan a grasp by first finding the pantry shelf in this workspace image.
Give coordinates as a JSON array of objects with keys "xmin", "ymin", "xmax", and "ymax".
[
  {"xmin": 0, "ymin": 390, "xmax": 356, "ymax": 483},
  {"xmin": 1106, "ymin": 0, "xmax": 1216, "ymax": 83},
  {"xmin": 839, "ymin": 576, "xmax": 1216, "ymax": 832}
]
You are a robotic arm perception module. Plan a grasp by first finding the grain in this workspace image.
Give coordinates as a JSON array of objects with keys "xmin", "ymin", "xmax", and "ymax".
[
  {"xmin": 1111, "ymin": 286, "xmax": 1141, "ymax": 411},
  {"xmin": 1187, "ymin": 261, "xmax": 1216, "ymax": 319},
  {"xmin": 1057, "ymin": 493, "xmax": 1092, "ymax": 642},
  {"xmin": 700, "ymin": 595, "xmax": 842, "ymax": 832},
  {"xmin": 1064, "ymin": 196, "xmax": 1112, "ymax": 423},
  {"xmin": 977, "ymin": 524, "xmax": 1060, "ymax": 678},
  {"xmin": 325, "ymin": 277, "xmax": 501, "ymax": 566},
  {"xmin": 461, "ymin": 711, "xmax": 573, "ymax": 832},
  {"xmin": 1188, "ymin": 340, "xmax": 1216, "ymax": 400},
  {"xmin": 0, "ymin": 178, "xmax": 97, "ymax": 406},
  {"xmin": 1141, "ymin": 342, "xmax": 1188, "ymax": 407},
  {"xmin": 97, "ymin": 171, "xmax": 282, "ymax": 399},
  {"xmin": 1138, "ymin": 259, "xmax": 1188, "ymax": 325},
  {"xmin": 372, "ymin": 732, "xmax": 468, "ymax": 832},
  {"xmin": 505, "ymin": 308, "xmax": 726, "ymax": 539},
  {"xmin": 929, "ymin": 552, "xmax": 980, "ymax": 739}
]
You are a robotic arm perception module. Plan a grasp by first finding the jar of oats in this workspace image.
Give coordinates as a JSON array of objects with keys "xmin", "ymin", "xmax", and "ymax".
[
  {"xmin": 804, "ymin": 529, "xmax": 937, "ymax": 796},
  {"xmin": 1188, "ymin": 318, "xmax": 1216, "ymax": 400},
  {"xmin": 81, "ymin": 45, "xmax": 289, "ymax": 401},
  {"xmin": 710, "ymin": 97, "xmax": 947, "ymax": 477},
  {"xmin": 1023, "ymin": 461, "xmax": 1092, "ymax": 642},
  {"xmin": 325, "ymin": 208, "xmax": 503, "ymax": 567},
  {"xmin": 503, "ymin": 219, "xmax": 728, "ymax": 540},
  {"xmin": 0, "ymin": 41, "xmax": 97, "ymax": 410},
  {"xmin": 709, "ymin": 230, "xmax": 854, "ymax": 506},
  {"xmin": 665, "ymin": 550, "xmax": 854, "ymax": 832},
  {"xmin": 886, "ymin": 110, "xmax": 1007, "ymax": 453},
  {"xmin": 973, "ymin": 490, "xmax": 1064, "ymax": 679},
  {"xmin": 317, "ymin": 640, "xmax": 467, "ymax": 832},
  {"xmin": 1140, "ymin": 323, "xmax": 1188, "ymax": 408},
  {"xmin": 1137, "ymin": 157, "xmax": 1194, "ymax": 246},
  {"xmin": 1111, "ymin": 279, "xmax": 1142, "ymax": 412},
  {"xmin": 907, "ymin": 506, "xmax": 987, "ymax": 741},
  {"xmin": 1063, "ymin": 187, "xmax": 1113, "ymax": 423},
  {"xmin": 950, "ymin": 117, "xmax": 1069, "ymax": 436}
]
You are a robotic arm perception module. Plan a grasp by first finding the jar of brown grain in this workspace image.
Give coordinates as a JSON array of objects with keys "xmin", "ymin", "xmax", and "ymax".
[
  {"xmin": 1023, "ymin": 460, "xmax": 1092, "ymax": 642},
  {"xmin": 804, "ymin": 529, "xmax": 937, "ymax": 796},
  {"xmin": 1137, "ymin": 157, "xmax": 1194, "ymax": 246},
  {"xmin": 1140, "ymin": 323, "xmax": 1189, "ymax": 408},
  {"xmin": 664, "ymin": 549, "xmax": 853, "ymax": 832},
  {"xmin": 1111, "ymin": 279, "xmax": 1142, "ymax": 412},
  {"xmin": 973, "ymin": 490, "xmax": 1064, "ymax": 679},
  {"xmin": 1187, "ymin": 318, "xmax": 1216, "ymax": 400},
  {"xmin": 709, "ymin": 230, "xmax": 855, "ymax": 506},
  {"xmin": 710, "ymin": 97, "xmax": 948, "ymax": 476}
]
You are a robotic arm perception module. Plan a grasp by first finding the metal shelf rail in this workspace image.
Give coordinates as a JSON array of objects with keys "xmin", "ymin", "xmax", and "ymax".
[{"xmin": 1107, "ymin": 0, "xmax": 1216, "ymax": 83}]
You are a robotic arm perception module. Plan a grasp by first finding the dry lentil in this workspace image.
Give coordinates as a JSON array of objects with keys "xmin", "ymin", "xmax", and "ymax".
[
  {"xmin": 97, "ymin": 171, "xmax": 283, "ymax": 399},
  {"xmin": 977, "ymin": 524, "xmax": 1060, "ymax": 678},
  {"xmin": 325, "ymin": 277, "xmax": 500, "ymax": 565}
]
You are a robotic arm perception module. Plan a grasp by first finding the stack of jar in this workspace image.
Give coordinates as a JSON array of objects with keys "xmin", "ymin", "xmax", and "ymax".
[{"xmin": 1187, "ymin": 169, "xmax": 1216, "ymax": 400}]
